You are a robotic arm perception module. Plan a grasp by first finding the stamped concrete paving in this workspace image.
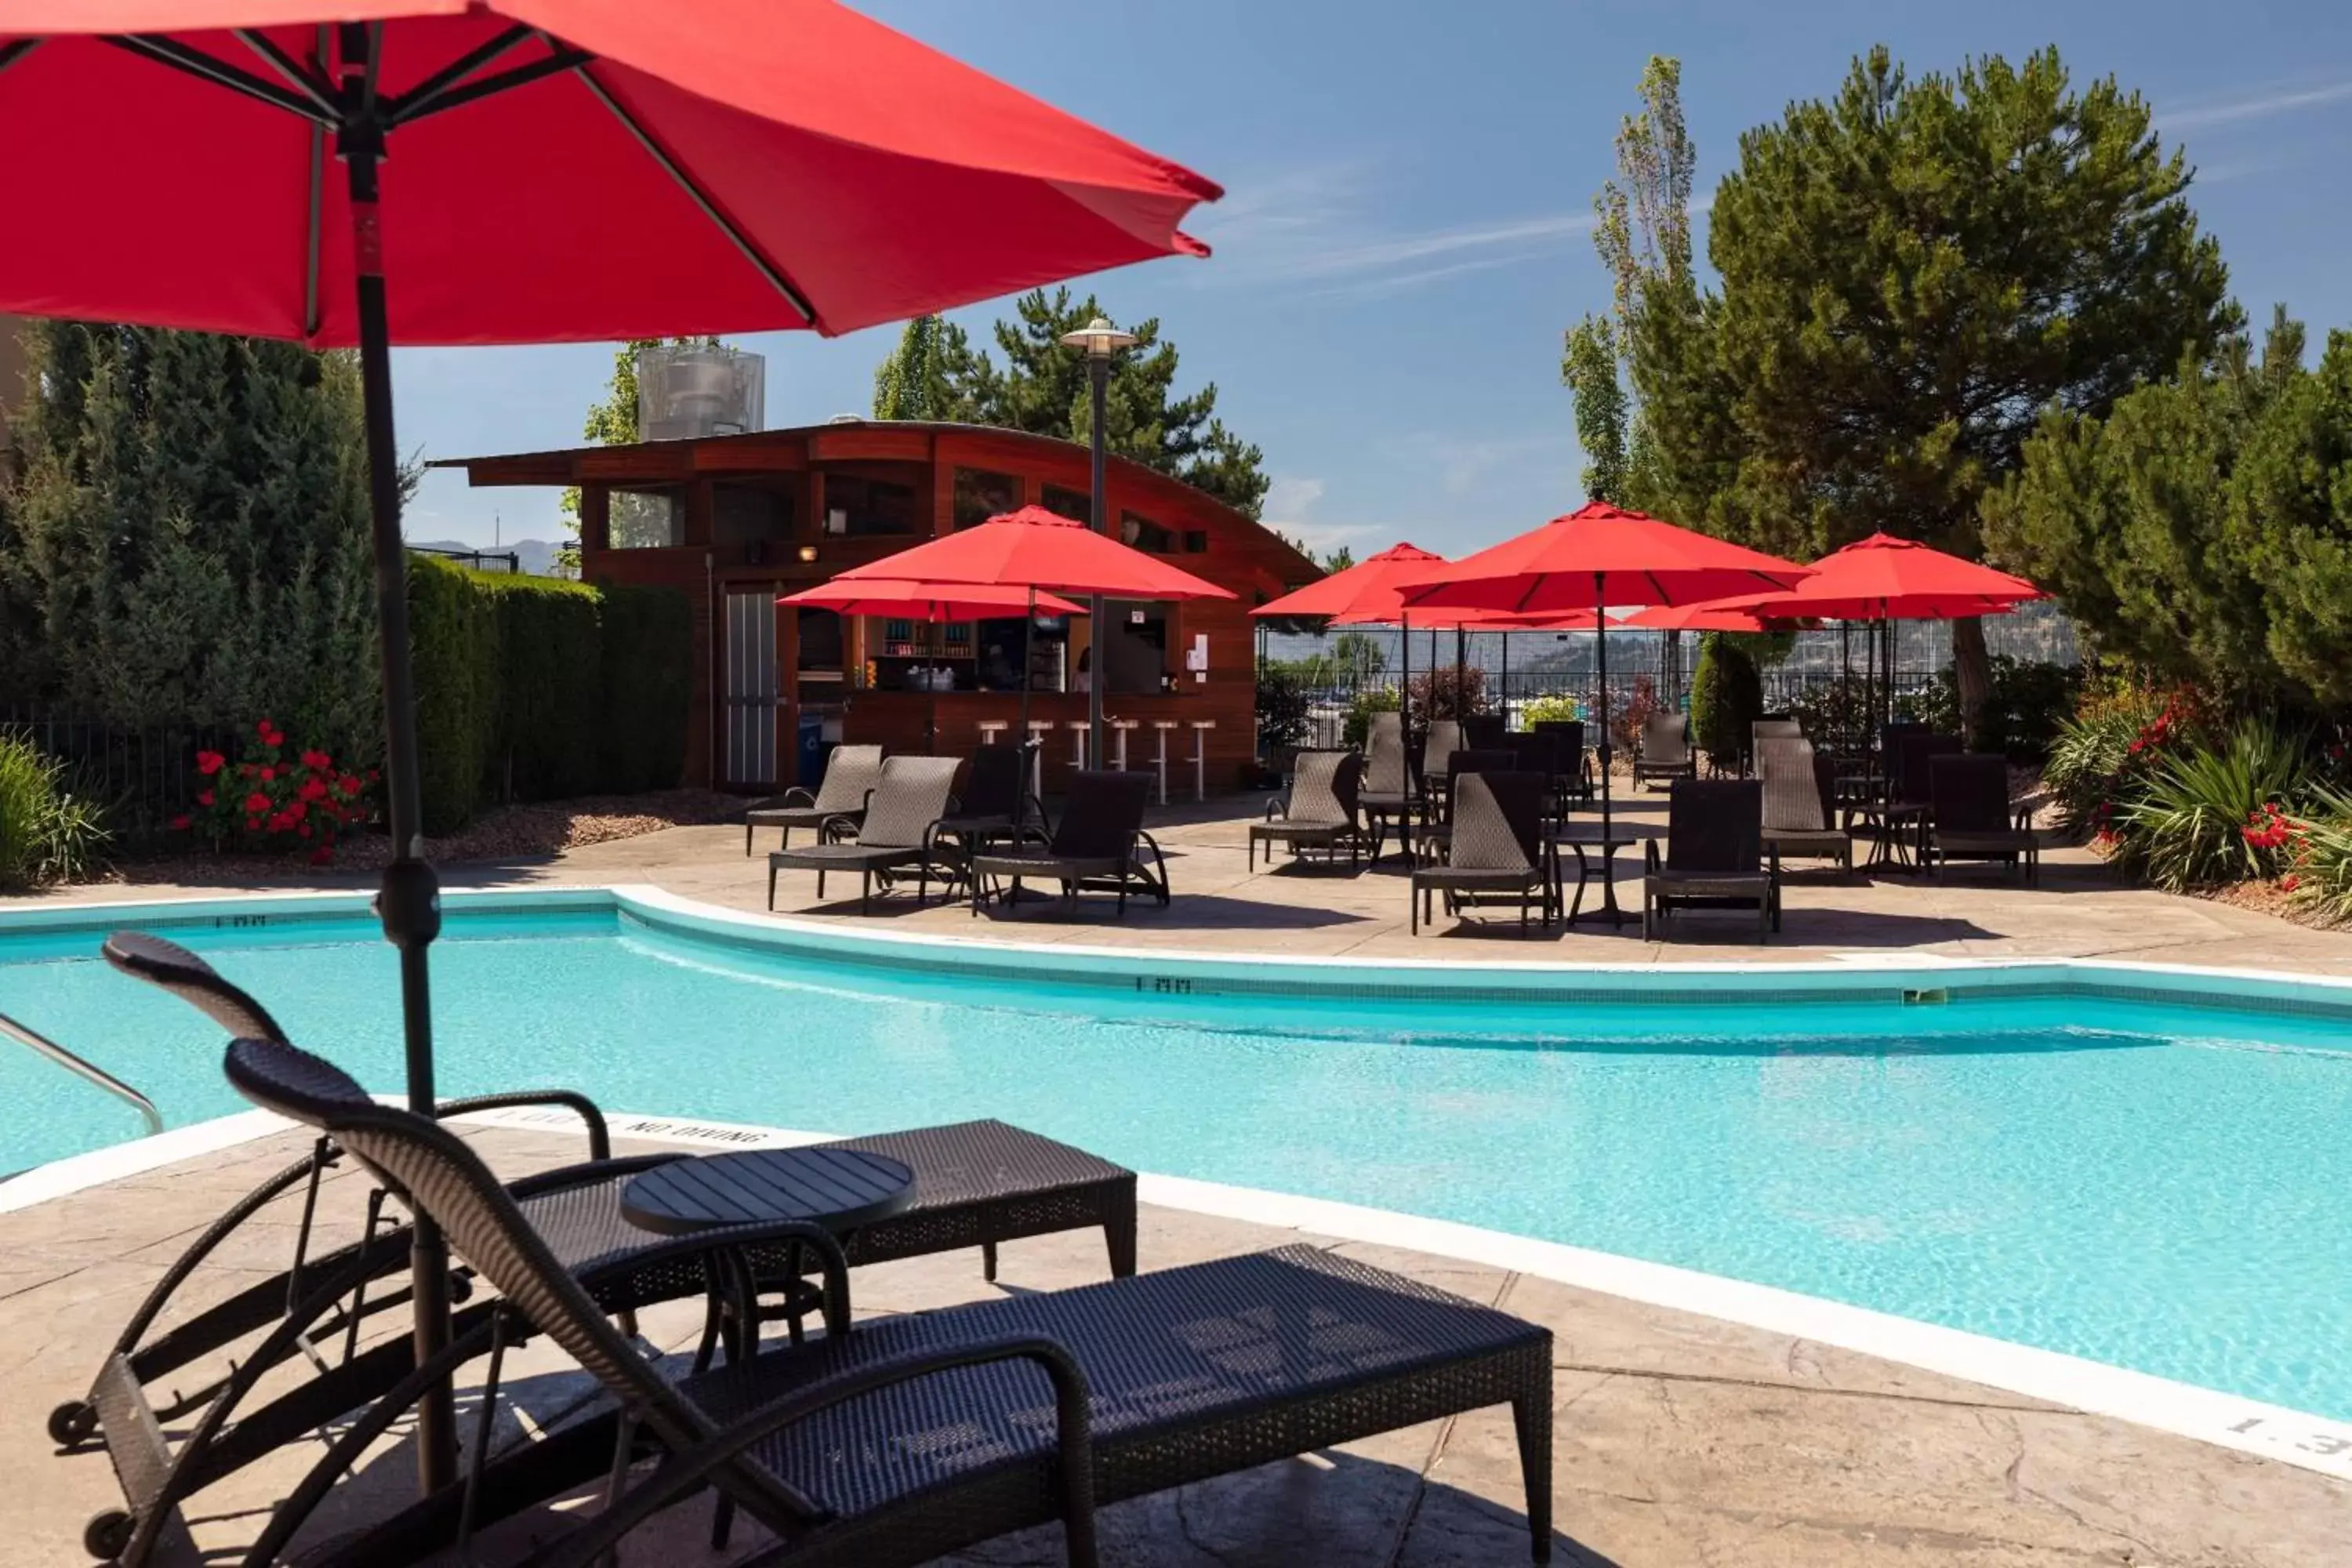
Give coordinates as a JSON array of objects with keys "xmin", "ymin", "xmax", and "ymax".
[{"xmin": 5, "ymin": 1125, "xmax": 2347, "ymax": 1567}]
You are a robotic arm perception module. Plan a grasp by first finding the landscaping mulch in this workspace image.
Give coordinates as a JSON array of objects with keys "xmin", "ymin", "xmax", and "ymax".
[{"xmin": 103, "ymin": 789, "xmax": 743, "ymax": 885}]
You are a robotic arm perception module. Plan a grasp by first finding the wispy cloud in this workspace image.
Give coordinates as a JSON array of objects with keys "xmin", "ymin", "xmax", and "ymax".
[
  {"xmin": 1258, "ymin": 475, "xmax": 1383, "ymax": 557},
  {"xmin": 2165, "ymin": 76, "xmax": 2352, "ymax": 132},
  {"xmin": 1187, "ymin": 161, "xmax": 1592, "ymax": 296}
]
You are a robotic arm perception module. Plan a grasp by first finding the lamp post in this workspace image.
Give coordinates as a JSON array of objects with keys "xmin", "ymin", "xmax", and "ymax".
[{"xmin": 1060, "ymin": 314, "xmax": 1138, "ymax": 772}]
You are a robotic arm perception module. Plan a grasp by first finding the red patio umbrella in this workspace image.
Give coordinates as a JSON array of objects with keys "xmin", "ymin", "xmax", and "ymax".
[
  {"xmin": 780, "ymin": 578, "xmax": 1083, "ymax": 757},
  {"xmin": 1403, "ymin": 503, "xmax": 1812, "ymax": 858},
  {"xmin": 1702, "ymin": 533, "xmax": 2042, "ymax": 737},
  {"xmin": 0, "ymin": 1, "xmax": 1216, "ymax": 1491}
]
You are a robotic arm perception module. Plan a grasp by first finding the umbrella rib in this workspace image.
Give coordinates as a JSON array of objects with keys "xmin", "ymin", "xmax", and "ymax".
[
  {"xmin": 0, "ymin": 38, "xmax": 43, "ymax": 78},
  {"xmin": 564, "ymin": 56, "xmax": 820, "ymax": 328},
  {"xmin": 381, "ymin": 23, "xmax": 533, "ymax": 122},
  {"xmin": 102, "ymin": 34, "xmax": 332, "ymax": 125},
  {"xmin": 388, "ymin": 44, "xmax": 593, "ymax": 127},
  {"xmin": 234, "ymin": 27, "xmax": 336, "ymax": 113}
]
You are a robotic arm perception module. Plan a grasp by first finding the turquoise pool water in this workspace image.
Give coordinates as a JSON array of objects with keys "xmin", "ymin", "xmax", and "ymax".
[{"xmin": 5, "ymin": 903, "xmax": 2351, "ymax": 1425}]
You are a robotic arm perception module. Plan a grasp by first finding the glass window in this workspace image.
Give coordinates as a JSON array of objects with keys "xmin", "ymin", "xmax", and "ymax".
[
  {"xmin": 1120, "ymin": 510, "xmax": 1175, "ymax": 554},
  {"xmin": 607, "ymin": 486, "xmax": 684, "ymax": 550},
  {"xmin": 953, "ymin": 467, "xmax": 1020, "ymax": 528},
  {"xmin": 796, "ymin": 608, "xmax": 844, "ymax": 672},
  {"xmin": 1040, "ymin": 484, "xmax": 1092, "ymax": 526},
  {"xmin": 712, "ymin": 479, "xmax": 794, "ymax": 547},
  {"xmin": 1102, "ymin": 600, "xmax": 1171, "ymax": 695},
  {"xmin": 819, "ymin": 473, "xmax": 917, "ymax": 536}
]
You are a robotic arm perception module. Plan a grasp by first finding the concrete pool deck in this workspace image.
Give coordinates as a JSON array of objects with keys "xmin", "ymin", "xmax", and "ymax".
[
  {"xmin": 36, "ymin": 790, "xmax": 2352, "ymax": 977},
  {"xmin": 6, "ymin": 1120, "xmax": 2348, "ymax": 1567}
]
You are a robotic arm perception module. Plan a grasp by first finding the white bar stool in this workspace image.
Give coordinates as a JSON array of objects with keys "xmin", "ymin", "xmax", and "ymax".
[
  {"xmin": 1065, "ymin": 720, "xmax": 1090, "ymax": 772},
  {"xmin": 1150, "ymin": 720, "xmax": 1178, "ymax": 805},
  {"xmin": 1189, "ymin": 719, "xmax": 1215, "ymax": 802},
  {"xmin": 977, "ymin": 719, "xmax": 1011, "ymax": 750},
  {"xmin": 1024, "ymin": 719, "xmax": 1054, "ymax": 797},
  {"xmin": 1109, "ymin": 718, "xmax": 1138, "ymax": 773}
]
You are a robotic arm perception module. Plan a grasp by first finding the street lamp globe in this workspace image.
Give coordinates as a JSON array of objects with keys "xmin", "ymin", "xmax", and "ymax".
[{"xmin": 1058, "ymin": 315, "xmax": 1138, "ymax": 358}]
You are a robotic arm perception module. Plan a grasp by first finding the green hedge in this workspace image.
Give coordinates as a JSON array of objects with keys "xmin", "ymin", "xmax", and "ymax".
[
  {"xmin": 1690, "ymin": 632, "xmax": 1763, "ymax": 768},
  {"xmin": 407, "ymin": 556, "xmax": 691, "ymax": 833}
]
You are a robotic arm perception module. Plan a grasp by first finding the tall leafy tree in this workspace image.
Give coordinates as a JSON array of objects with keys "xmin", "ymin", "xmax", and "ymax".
[
  {"xmin": 0, "ymin": 324, "xmax": 380, "ymax": 754},
  {"xmin": 1563, "ymin": 56, "xmax": 1696, "ymax": 507},
  {"xmin": 869, "ymin": 314, "xmax": 984, "ymax": 421},
  {"xmin": 1647, "ymin": 46, "xmax": 2236, "ymax": 729},
  {"xmin": 867, "ymin": 288, "xmax": 1272, "ymax": 519}
]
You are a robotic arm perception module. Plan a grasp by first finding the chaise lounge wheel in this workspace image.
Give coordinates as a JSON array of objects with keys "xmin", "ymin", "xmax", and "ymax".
[
  {"xmin": 48, "ymin": 1399, "xmax": 97, "ymax": 1447},
  {"xmin": 83, "ymin": 1508, "xmax": 134, "ymax": 1562}
]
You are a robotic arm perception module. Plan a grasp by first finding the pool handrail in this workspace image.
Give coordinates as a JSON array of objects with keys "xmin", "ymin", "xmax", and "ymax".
[{"xmin": 0, "ymin": 1009, "xmax": 164, "ymax": 1139}]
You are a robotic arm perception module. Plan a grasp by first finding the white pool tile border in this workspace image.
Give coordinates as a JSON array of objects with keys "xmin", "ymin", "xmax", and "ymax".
[{"xmin": 18, "ymin": 1099, "xmax": 2344, "ymax": 1485}]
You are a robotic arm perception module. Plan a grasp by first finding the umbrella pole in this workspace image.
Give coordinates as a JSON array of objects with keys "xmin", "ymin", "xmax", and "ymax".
[
  {"xmin": 1454, "ymin": 625, "xmax": 1466, "ymax": 720},
  {"xmin": 1500, "ymin": 633, "xmax": 1510, "ymax": 727},
  {"xmin": 347, "ymin": 138, "xmax": 458, "ymax": 1494},
  {"xmin": 1399, "ymin": 612, "xmax": 1411, "ymax": 761},
  {"xmin": 1594, "ymin": 572, "xmax": 1613, "ymax": 842},
  {"xmin": 1018, "ymin": 590, "xmax": 1035, "ymax": 831}
]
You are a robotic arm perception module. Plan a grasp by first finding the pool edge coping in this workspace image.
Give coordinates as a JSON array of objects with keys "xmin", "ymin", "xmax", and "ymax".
[{"xmin": 9, "ymin": 1099, "xmax": 2349, "ymax": 1488}]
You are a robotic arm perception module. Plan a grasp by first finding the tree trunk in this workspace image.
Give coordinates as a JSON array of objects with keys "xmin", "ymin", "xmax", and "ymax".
[{"xmin": 1951, "ymin": 615, "xmax": 1992, "ymax": 746}]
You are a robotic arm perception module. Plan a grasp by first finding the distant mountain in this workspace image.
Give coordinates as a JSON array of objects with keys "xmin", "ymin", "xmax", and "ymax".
[{"xmin": 409, "ymin": 538, "xmax": 572, "ymax": 577}]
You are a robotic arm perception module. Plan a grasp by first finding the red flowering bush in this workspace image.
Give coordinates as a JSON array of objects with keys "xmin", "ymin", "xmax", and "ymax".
[{"xmin": 180, "ymin": 720, "xmax": 378, "ymax": 864}]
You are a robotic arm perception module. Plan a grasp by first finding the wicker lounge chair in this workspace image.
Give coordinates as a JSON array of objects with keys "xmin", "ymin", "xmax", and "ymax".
[
  {"xmin": 1534, "ymin": 718, "xmax": 1595, "ymax": 804},
  {"xmin": 1410, "ymin": 770, "xmax": 1553, "ymax": 935},
  {"xmin": 1632, "ymin": 713, "xmax": 1697, "ymax": 790},
  {"xmin": 969, "ymin": 770, "xmax": 1169, "ymax": 915},
  {"xmin": 1463, "ymin": 713, "xmax": 1508, "ymax": 750},
  {"xmin": 1926, "ymin": 753, "xmax": 2041, "ymax": 883},
  {"xmin": 1853, "ymin": 728, "xmax": 1962, "ymax": 869},
  {"xmin": 929, "ymin": 746, "xmax": 1040, "ymax": 870},
  {"xmin": 1249, "ymin": 748, "xmax": 1365, "ymax": 870},
  {"xmin": 1415, "ymin": 748, "xmax": 1519, "ymax": 855},
  {"xmin": 65, "ymin": 935, "xmax": 1141, "ymax": 1568},
  {"xmin": 744, "ymin": 744, "xmax": 884, "ymax": 855},
  {"xmin": 1418, "ymin": 718, "xmax": 1466, "ymax": 797},
  {"xmin": 1358, "ymin": 710, "xmax": 1417, "ymax": 865},
  {"xmin": 216, "ymin": 1034, "xmax": 1555, "ymax": 1568},
  {"xmin": 768, "ymin": 754, "xmax": 964, "ymax": 913},
  {"xmin": 1643, "ymin": 778, "xmax": 1780, "ymax": 940},
  {"xmin": 1755, "ymin": 737, "xmax": 1853, "ymax": 873}
]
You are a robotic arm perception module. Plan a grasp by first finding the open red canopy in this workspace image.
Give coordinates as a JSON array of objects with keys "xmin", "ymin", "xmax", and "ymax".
[
  {"xmin": 836, "ymin": 506, "xmax": 1234, "ymax": 601},
  {"xmin": 1253, "ymin": 542, "xmax": 1447, "ymax": 622},
  {"xmin": 1400, "ymin": 502, "xmax": 1810, "ymax": 615},
  {"xmin": 779, "ymin": 578, "xmax": 1083, "ymax": 622},
  {"xmin": 1704, "ymin": 532, "xmax": 2044, "ymax": 622},
  {"xmin": 0, "ymin": 1, "xmax": 1220, "ymax": 343}
]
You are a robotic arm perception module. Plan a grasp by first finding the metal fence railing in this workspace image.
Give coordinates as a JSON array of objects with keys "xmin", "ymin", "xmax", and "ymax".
[{"xmin": 0, "ymin": 704, "xmax": 234, "ymax": 848}]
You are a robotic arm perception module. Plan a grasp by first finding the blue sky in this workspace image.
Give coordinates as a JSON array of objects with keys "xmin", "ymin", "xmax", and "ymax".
[{"xmin": 401, "ymin": 0, "xmax": 2352, "ymax": 558}]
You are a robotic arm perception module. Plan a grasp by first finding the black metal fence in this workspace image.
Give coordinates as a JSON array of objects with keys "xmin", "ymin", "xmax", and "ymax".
[{"xmin": 0, "ymin": 704, "xmax": 233, "ymax": 849}]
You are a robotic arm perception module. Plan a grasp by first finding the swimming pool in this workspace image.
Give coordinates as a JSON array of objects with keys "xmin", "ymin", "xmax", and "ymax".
[{"xmin": 5, "ymin": 889, "xmax": 2351, "ymax": 1434}]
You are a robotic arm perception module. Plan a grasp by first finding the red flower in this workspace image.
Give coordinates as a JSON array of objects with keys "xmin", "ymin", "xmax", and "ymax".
[
  {"xmin": 339, "ymin": 775, "xmax": 362, "ymax": 796},
  {"xmin": 243, "ymin": 791, "xmax": 271, "ymax": 815},
  {"xmin": 301, "ymin": 749, "xmax": 332, "ymax": 771},
  {"xmin": 196, "ymin": 750, "xmax": 225, "ymax": 776},
  {"xmin": 298, "ymin": 777, "xmax": 328, "ymax": 801},
  {"xmin": 297, "ymin": 823, "xmax": 312, "ymax": 838},
  {"xmin": 2281, "ymin": 873, "xmax": 2302, "ymax": 893},
  {"xmin": 285, "ymin": 800, "xmax": 307, "ymax": 821},
  {"xmin": 261, "ymin": 766, "xmax": 278, "ymax": 782},
  {"xmin": 310, "ymin": 846, "xmax": 334, "ymax": 866},
  {"xmin": 245, "ymin": 816, "xmax": 262, "ymax": 832},
  {"xmin": 256, "ymin": 720, "xmax": 274, "ymax": 738},
  {"xmin": 169, "ymin": 814, "xmax": 191, "ymax": 830},
  {"xmin": 196, "ymin": 789, "xmax": 214, "ymax": 808},
  {"xmin": 239, "ymin": 763, "xmax": 257, "ymax": 777}
]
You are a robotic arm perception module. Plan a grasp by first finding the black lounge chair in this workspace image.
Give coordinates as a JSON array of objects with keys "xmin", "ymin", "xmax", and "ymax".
[
  {"xmin": 1644, "ymin": 778, "xmax": 1780, "ymax": 940},
  {"xmin": 1410, "ymin": 770, "xmax": 1553, "ymax": 935},
  {"xmin": 969, "ymin": 770, "xmax": 1169, "ymax": 916},
  {"xmin": 1632, "ymin": 713, "xmax": 1697, "ymax": 791},
  {"xmin": 768, "ymin": 754, "xmax": 964, "ymax": 913},
  {"xmin": 1926, "ymin": 753, "xmax": 2042, "ymax": 883},
  {"xmin": 1756, "ymin": 737, "xmax": 1853, "ymax": 873},
  {"xmin": 1417, "ymin": 718, "xmax": 1466, "ymax": 803},
  {"xmin": 930, "ymin": 745, "xmax": 1041, "ymax": 865},
  {"xmin": 1854, "ymin": 728, "xmax": 1962, "ymax": 869},
  {"xmin": 220, "ymin": 1035, "xmax": 1556, "ymax": 1568},
  {"xmin": 1533, "ymin": 718, "xmax": 1595, "ymax": 804},
  {"xmin": 1249, "ymin": 747, "xmax": 1365, "ymax": 870},
  {"xmin": 67, "ymin": 934, "xmax": 1138, "ymax": 1567},
  {"xmin": 744, "ymin": 743, "xmax": 885, "ymax": 855},
  {"xmin": 1358, "ymin": 710, "xmax": 1418, "ymax": 865}
]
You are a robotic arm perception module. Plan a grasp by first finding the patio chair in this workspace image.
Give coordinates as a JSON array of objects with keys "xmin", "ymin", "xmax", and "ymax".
[
  {"xmin": 1643, "ymin": 778, "xmax": 1780, "ymax": 941},
  {"xmin": 743, "ymin": 743, "xmax": 884, "ymax": 855},
  {"xmin": 65, "ymin": 934, "xmax": 1142, "ymax": 1568},
  {"xmin": 1534, "ymin": 718, "xmax": 1595, "ymax": 803},
  {"xmin": 969, "ymin": 770, "xmax": 1170, "ymax": 916},
  {"xmin": 1926, "ymin": 753, "xmax": 2042, "ymax": 884},
  {"xmin": 1854, "ymin": 729, "xmax": 1962, "ymax": 869},
  {"xmin": 220, "ymin": 1034, "xmax": 1555, "ymax": 1568},
  {"xmin": 930, "ymin": 745, "xmax": 1042, "ymax": 869},
  {"xmin": 1463, "ymin": 713, "xmax": 1508, "ymax": 750},
  {"xmin": 1418, "ymin": 719, "xmax": 1466, "ymax": 796},
  {"xmin": 1410, "ymin": 770, "xmax": 1553, "ymax": 935},
  {"xmin": 768, "ymin": 754, "xmax": 964, "ymax": 913},
  {"xmin": 1755, "ymin": 737, "xmax": 1853, "ymax": 873},
  {"xmin": 1359, "ymin": 710, "xmax": 1417, "ymax": 865},
  {"xmin": 1415, "ymin": 748, "xmax": 1518, "ymax": 855},
  {"xmin": 1632, "ymin": 713, "xmax": 1697, "ymax": 791},
  {"xmin": 1249, "ymin": 747, "xmax": 1365, "ymax": 870}
]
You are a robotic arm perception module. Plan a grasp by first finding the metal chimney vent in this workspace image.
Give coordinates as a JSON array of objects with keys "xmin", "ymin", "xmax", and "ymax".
[{"xmin": 637, "ymin": 343, "xmax": 765, "ymax": 441}]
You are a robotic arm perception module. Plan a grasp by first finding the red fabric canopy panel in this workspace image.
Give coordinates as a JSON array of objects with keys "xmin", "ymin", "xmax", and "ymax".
[
  {"xmin": 1400, "ymin": 502, "xmax": 1811, "ymax": 615},
  {"xmin": 0, "ymin": 2, "xmax": 1219, "ymax": 343},
  {"xmin": 832, "ymin": 505, "xmax": 1234, "ymax": 601},
  {"xmin": 1252, "ymin": 542, "xmax": 1447, "ymax": 622},
  {"xmin": 779, "ymin": 578, "xmax": 1082, "ymax": 622},
  {"xmin": 1702, "ymin": 532, "xmax": 2044, "ymax": 622}
]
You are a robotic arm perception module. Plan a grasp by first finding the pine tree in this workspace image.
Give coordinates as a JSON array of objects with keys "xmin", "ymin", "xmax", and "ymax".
[
  {"xmin": 0, "ymin": 323, "xmax": 380, "ymax": 755},
  {"xmin": 869, "ymin": 315, "xmax": 984, "ymax": 421}
]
